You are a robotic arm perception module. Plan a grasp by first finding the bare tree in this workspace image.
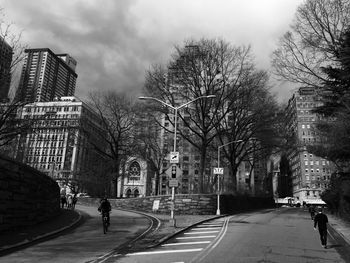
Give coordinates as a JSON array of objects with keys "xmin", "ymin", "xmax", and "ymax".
[
  {"xmin": 272, "ymin": 0, "xmax": 350, "ymax": 87},
  {"xmin": 143, "ymin": 38, "xmax": 279, "ymax": 193},
  {"xmin": 133, "ymin": 105, "xmax": 167, "ymax": 195},
  {"xmin": 0, "ymin": 8, "xmax": 28, "ymax": 156},
  {"xmin": 0, "ymin": 8, "xmax": 27, "ymax": 99},
  {"xmin": 215, "ymin": 72, "xmax": 280, "ymax": 193},
  {"xmin": 88, "ymin": 91, "xmax": 138, "ymax": 197}
]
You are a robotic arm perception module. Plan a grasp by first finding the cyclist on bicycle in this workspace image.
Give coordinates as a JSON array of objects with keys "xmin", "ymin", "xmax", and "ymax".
[{"xmin": 98, "ymin": 196, "xmax": 111, "ymax": 226}]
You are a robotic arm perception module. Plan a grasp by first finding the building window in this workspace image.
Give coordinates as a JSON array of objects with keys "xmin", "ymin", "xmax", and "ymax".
[{"xmin": 128, "ymin": 161, "xmax": 141, "ymax": 181}]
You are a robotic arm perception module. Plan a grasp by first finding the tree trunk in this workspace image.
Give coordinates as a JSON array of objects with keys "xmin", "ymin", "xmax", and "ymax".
[
  {"xmin": 228, "ymin": 162, "xmax": 238, "ymax": 193},
  {"xmin": 155, "ymin": 170, "xmax": 160, "ymax": 195},
  {"xmin": 198, "ymin": 146, "xmax": 208, "ymax": 193}
]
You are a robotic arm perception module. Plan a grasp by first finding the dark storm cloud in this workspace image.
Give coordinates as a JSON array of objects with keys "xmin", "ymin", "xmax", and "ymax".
[{"xmin": 1, "ymin": 0, "xmax": 303, "ymax": 101}]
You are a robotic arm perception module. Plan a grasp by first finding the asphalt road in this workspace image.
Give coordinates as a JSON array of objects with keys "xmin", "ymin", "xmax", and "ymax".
[
  {"xmin": 115, "ymin": 208, "xmax": 349, "ymax": 263},
  {"xmin": 0, "ymin": 205, "xmax": 152, "ymax": 263}
]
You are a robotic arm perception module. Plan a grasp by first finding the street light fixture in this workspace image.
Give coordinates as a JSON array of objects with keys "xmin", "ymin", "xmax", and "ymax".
[
  {"xmin": 139, "ymin": 95, "xmax": 216, "ymax": 226},
  {"xmin": 216, "ymin": 139, "xmax": 243, "ymax": 215}
]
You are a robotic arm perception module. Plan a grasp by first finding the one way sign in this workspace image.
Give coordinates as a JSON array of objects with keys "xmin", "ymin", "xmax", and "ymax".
[{"xmin": 170, "ymin": 152, "xmax": 179, "ymax": 163}]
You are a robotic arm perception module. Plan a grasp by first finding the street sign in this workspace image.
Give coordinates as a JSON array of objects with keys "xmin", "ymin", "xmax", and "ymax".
[
  {"xmin": 170, "ymin": 152, "xmax": 179, "ymax": 163},
  {"xmin": 169, "ymin": 179, "xmax": 179, "ymax": 187},
  {"xmin": 214, "ymin": 167, "xmax": 224, "ymax": 175},
  {"xmin": 152, "ymin": 200, "xmax": 160, "ymax": 212}
]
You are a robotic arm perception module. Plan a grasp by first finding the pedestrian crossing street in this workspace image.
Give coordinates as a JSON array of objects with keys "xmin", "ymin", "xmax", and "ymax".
[{"xmin": 121, "ymin": 217, "xmax": 229, "ymax": 263}]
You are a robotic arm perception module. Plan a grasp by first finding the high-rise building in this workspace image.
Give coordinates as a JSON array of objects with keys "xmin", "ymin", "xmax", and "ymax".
[
  {"xmin": 15, "ymin": 48, "xmax": 77, "ymax": 103},
  {"xmin": 285, "ymin": 87, "xmax": 333, "ymax": 204},
  {"xmin": 15, "ymin": 96, "xmax": 109, "ymax": 196},
  {"xmin": 0, "ymin": 36, "xmax": 13, "ymax": 102}
]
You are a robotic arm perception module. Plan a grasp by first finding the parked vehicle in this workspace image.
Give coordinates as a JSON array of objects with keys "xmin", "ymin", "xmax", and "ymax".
[
  {"xmin": 77, "ymin": 193, "xmax": 90, "ymax": 198},
  {"xmin": 275, "ymin": 197, "xmax": 301, "ymax": 207}
]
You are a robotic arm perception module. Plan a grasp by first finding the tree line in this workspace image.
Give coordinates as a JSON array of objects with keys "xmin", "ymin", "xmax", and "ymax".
[{"xmin": 1, "ymin": 0, "xmax": 350, "ymax": 206}]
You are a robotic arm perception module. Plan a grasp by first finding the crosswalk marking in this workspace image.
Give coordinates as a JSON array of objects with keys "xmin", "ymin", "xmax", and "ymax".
[
  {"xmin": 184, "ymin": 231, "xmax": 219, "ymax": 234},
  {"xmin": 199, "ymin": 225, "xmax": 222, "ymax": 227},
  {"xmin": 176, "ymin": 235, "xmax": 216, "ymax": 239},
  {"xmin": 162, "ymin": 241, "xmax": 211, "ymax": 246},
  {"xmin": 127, "ymin": 248, "xmax": 203, "ymax": 256},
  {"xmin": 192, "ymin": 227, "xmax": 220, "ymax": 230}
]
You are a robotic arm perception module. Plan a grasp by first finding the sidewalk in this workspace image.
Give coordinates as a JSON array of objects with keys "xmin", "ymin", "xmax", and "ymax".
[
  {"xmin": 0, "ymin": 208, "xmax": 81, "ymax": 254},
  {"xmin": 328, "ymin": 213, "xmax": 350, "ymax": 245}
]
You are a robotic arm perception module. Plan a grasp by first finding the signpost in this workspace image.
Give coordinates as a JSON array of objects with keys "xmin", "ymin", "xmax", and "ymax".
[
  {"xmin": 170, "ymin": 152, "xmax": 179, "ymax": 163},
  {"xmin": 214, "ymin": 167, "xmax": 224, "ymax": 215},
  {"xmin": 216, "ymin": 140, "xmax": 243, "ymax": 215},
  {"xmin": 214, "ymin": 167, "xmax": 224, "ymax": 175},
  {"xmin": 138, "ymin": 95, "xmax": 215, "ymax": 227},
  {"xmin": 169, "ymin": 179, "xmax": 179, "ymax": 187},
  {"xmin": 152, "ymin": 200, "xmax": 160, "ymax": 212}
]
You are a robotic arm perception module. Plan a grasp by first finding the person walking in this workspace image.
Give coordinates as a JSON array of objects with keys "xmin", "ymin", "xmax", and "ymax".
[
  {"xmin": 72, "ymin": 194, "xmax": 77, "ymax": 209},
  {"xmin": 60, "ymin": 194, "xmax": 67, "ymax": 209},
  {"xmin": 314, "ymin": 207, "xmax": 329, "ymax": 248},
  {"xmin": 309, "ymin": 205, "xmax": 316, "ymax": 220}
]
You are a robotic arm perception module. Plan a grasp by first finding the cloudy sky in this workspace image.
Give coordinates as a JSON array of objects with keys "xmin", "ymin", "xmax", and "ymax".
[{"xmin": 1, "ymin": 0, "xmax": 303, "ymax": 102}]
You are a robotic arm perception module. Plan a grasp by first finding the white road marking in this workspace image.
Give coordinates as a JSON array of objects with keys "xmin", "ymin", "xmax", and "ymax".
[
  {"xmin": 192, "ymin": 227, "xmax": 220, "ymax": 230},
  {"xmin": 190, "ymin": 216, "xmax": 233, "ymax": 263},
  {"xmin": 184, "ymin": 231, "xmax": 219, "ymax": 234},
  {"xmin": 176, "ymin": 235, "xmax": 216, "ymax": 239},
  {"xmin": 162, "ymin": 241, "xmax": 211, "ymax": 246},
  {"xmin": 203, "ymin": 221, "xmax": 224, "ymax": 224},
  {"xmin": 127, "ymin": 248, "xmax": 203, "ymax": 256},
  {"xmin": 198, "ymin": 225, "xmax": 222, "ymax": 227}
]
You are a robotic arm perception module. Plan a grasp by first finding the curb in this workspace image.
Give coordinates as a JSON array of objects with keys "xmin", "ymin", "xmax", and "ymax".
[
  {"xmin": 0, "ymin": 209, "xmax": 82, "ymax": 254},
  {"xmin": 115, "ymin": 208, "xmax": 162, "ymax": 245},
  {"xmin": 148, "ymin": 214, "xmax": 228, "ymax": 248},
  {"xmin": 328, "ymin": 222, "xmax": 350, "ymax": 246}
]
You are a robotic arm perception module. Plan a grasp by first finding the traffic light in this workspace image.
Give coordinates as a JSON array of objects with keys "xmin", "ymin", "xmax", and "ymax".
[{"xmin": 171, "ymin": 165, "xmax": 177, "ymax": 178}]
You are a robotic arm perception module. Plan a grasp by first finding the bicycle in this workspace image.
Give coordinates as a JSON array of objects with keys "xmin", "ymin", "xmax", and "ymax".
[{"xmin": 102, "ymin": 212, "xmax": 109, "ymax": 234}]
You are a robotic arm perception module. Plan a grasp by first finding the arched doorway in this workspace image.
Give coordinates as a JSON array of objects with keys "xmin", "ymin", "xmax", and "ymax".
[
  {"xmin": 126, "ymin": 189, "xmax": 132, "ymax": 198},
  {"xmin": 134, "ymin": 188, "xmax": 139, "ymax": 197}
]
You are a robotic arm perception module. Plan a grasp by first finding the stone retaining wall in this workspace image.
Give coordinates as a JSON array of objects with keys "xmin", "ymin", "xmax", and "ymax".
[
  {"xmin": 78, "ymin": 194, "xmax": 274, "ymax": 215},
  {"xmin": 0, "ymin": 155, "xmax": 60, "ymax": 232}
]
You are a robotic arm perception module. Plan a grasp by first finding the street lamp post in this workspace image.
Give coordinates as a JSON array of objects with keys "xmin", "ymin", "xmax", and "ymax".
[
  {"xmin": 139, "ymin": 95, "xmax": 215, "ymax": 226},
  {"xmin": 216, "ymin": 139, "xmax": 243, "ymax": 215}
]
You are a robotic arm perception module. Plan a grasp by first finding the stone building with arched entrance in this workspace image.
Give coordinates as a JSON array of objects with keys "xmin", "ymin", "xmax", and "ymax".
[{"xmin": 117, "ymin": 157, "xmax": 152, "ymax": 198}]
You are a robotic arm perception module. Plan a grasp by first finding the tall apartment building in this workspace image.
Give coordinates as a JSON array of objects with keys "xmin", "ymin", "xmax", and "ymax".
[
  {"xmin": 0, "ymin": 36, "xmax": 13, "ymax": 102},
  {"xmin": 15, "ymin": 96, "xmax": 109, "ymax": 196},
  {"xmin": 15, "ymin": 48, "xmax": 77, "ymax": 103},
  {"xmin": 285, "ymin": 87, "xmax": 333, "ymax": 204}
]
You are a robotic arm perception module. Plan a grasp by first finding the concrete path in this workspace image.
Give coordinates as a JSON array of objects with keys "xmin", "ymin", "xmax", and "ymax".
[{"xmin": 0, "ymin": 205, "xmax": 155, "ymax": 263}]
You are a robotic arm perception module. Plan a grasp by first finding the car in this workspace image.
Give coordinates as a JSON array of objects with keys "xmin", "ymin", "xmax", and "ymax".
[{"xmin": 77, "ymin": 193, "xmax": 90, "ymax": 197}]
